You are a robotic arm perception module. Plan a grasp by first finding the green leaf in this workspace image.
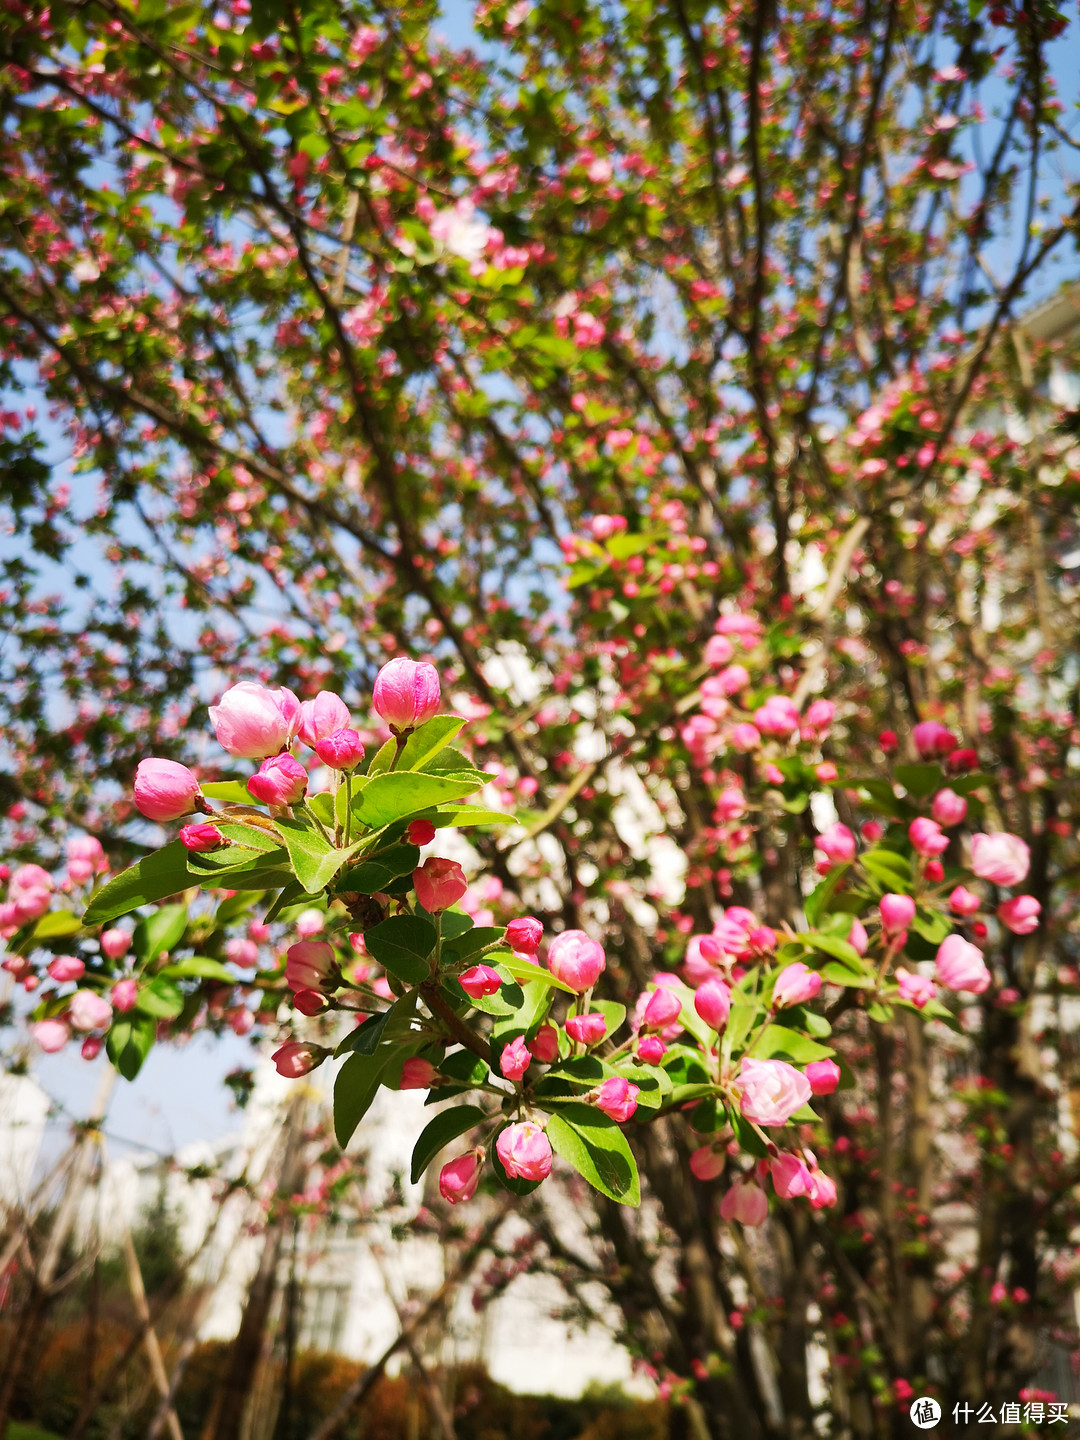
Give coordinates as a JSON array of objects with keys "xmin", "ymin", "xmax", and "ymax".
[
  {"xmin": 366, "ymin": 738, "xmax": 397, "ymax": 775},
  {"xmin": 107, "ymin": 1013, "xmax": 156, "ymax": 1081},
  {"xmin": 32, "ymin": 911, "xmax": 82, "ymax": 939},
  {"xmin": 353, "ymin": 772, "xmax": 487, "ymax": 829},
  {"xmin": 546, "ymin": 1105, "xmax": 640, "ymax": 1206},
  {"xmin": 399, "ymin": 715, "xmax": 466, "ymax": 772},
  {"xmin": 334, "ymin": 1048, "xmax": 394, "ymax": 1147},
  {"xmin": 273, "ymin": 818, "xmax": 363, "ymax": 895},
  {"xmin": 216, "ymin": 820, "xmax": 283, "ymax": 853},
  {"xmin": 200, "ymin": 781, "xmax": 253, "ymax": 804},
  {"xmin": 443, "ymin": 926, "xmax": 506, "ymax": 964},
  {"xmin": 861, "ymin": 848, "xmax": 913, "ymax": 889},
  {"xmin": 729, "ymin": 1108, "xmax": 769, "ymax": 1158},
  {"xmin": 410, "ymin": 1104, "xmax": 486, "ymax": 1182},
  {"xmin": 136, "ymin": 976, "xmax": 185, "ymax": 1018},
  {"xmin": 363, "ymin": 915, "xmax": 436, "ymax": 983},
  {"xmin": 84, "ymin": 844, "xmax": 193, "ymax": 925},
  {"xmin": 867, "ymin": 1000, "xmax": 895, "ymax": 1023},
  {"xmin": 336, "ymin": 1008, "xmax": 391, "ymax": 1057},
  {"xmin": 133, "ymin": 904, "xmax": 188, "ymax": 965},
  {"xmin": 804, "ymin": 865, "xmax": 850, "ymax": 929},
  {"xmin": 337, "ymin": 843, "xmax": 420, "ymax": 894},
  {"xmin": 722, "ymin": 1002, "xmax": 756, "ymax": 1064},
  {"xmin": 754, "ymin": 1025, "xmax": 834, "ymax": 1064},
  {"xmin": 432, "ymin": 806, "xmax": 512, "ymax": 828},
  {"xmin": 489, "ymin": 953, "xmax": 577, "ymax": 994},
  {"xmin": 911, "ymin": 907, "xmax": 952, "ymax": 944},
  {"xmin": 160, "ymin": 956, "xmax": 236, "ymax": 982},
  {"xmin": 438, "ymin": 1049, "xmax": 490, "ymax": 1085},
  {"xmin": 820, "ymin": 962, "xmax": 875, "ymax": 987},
  {"xmin": 593, "ymin": 1000, "xmax": 627, "ymax": 1041},
  {"xmin": 263, "ymin": 880, "xmax": 306, "ymax": 923},
  {"xmin": 802, "ymin": 932, "xmax": 864, "ymax": 968},
  {"xmin": 894, "ymin": 764, "xmax": 944, "ymax": 798}
]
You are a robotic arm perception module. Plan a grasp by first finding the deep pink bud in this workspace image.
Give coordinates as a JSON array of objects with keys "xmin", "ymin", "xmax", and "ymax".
[
  {"xmin": 527, "ymin": 1023, "xmax": 559, "ymax": 1062},
  {"xmin": 935, "ymin": 934, "xmax": 991, "ymax": 994},
  {"xmin": 372, "ymin": 657, "xmax": 441, "ymax": 732},
  {"xmin": 439, "ymin": 1151, "xmax": 481, "ymax": 1203},
  {"xmin": 247, "ymin": 754, "xmax": 307, "ymax": 807},
  {"xmin": 805, "ymin": 1059, "xmax": 841, "ymax": 1095},
  {"xmin": 772, "ymin": 962, "xmax": 822, "ymax": 1009},
  {"xmin": 592, "ymin": 1076, "xmax": 640, "ymax": 1122},
  {"xmin": 209, "ymin": 682, "xmax": 300, "ymax": 758},
  {"xmin": 748, "ymin": 926, "xmax": 777, "ymax": 957},
  {"xmin": 807, "ymin": 1166, "xmax": 838, "ymax": 1209},
  {"xmin": 931, "ymin": 788, "xmax": 968, "ymax": 827},
  {"xmin": 908, "ymin": 817, "xmax": 949, "ymax": 858},
  {"xmin": 754, "ymin": 696, "xmax": 800, "ymax": 736},
  {"xmin": 704, "ymin": 634, "xmax": 735, "ymax": 667},
  {"xmin": 506, "ymin": 916, "xmax": 543, "ymax": 955},
  {"xmin": 694, "ymin": 978, "xmax": 732, "ymax": 1030},
  {"xmin": 34, "ymin": 1018, "xmax": 71, "ymax": 1052},
  {"xmin": 180, "ymin": 822, "xmax": 224, "ymax": 852},
  {"xmin": 925, "ymin": 860, "xmax": 944, "ymax": 883},
  {"xmin": 293, "ymin": 988, "xmax": 328, "ymax": 1016},
  {"xmin": 111, "ymin": 978, "xmax": 138, "ymax": 1012},
  {"xmin": 272, "ymin": 1041, "xmax": 326, "ymax": 1077},
  {"xmin": 817, "ymin": 823, "xmax": 856, "ymax": 864},
  {"xmin": 848, "ymin": 918, "xmax": 869, "ymax": 955},
  {"xmin": 286, "ymin": 940, "xmax": 336, "ymax": 992},
  {"xmin": 47, "ymin": 955, "xmax": 85, "ymax": 983},
  {"xmin": 401, "ymin": 1057, "xmax": 439, "ymax": 1089},
  {"xmin": 770, "ymin": 1152, "xmax": 812, "ymax": 1198},
  {"xmin": 635, "ymin": 1034, "xmax": 666, "ymax": 1064},
  {"xmin": 947, "ymin": 747, "xmax": 978, "ymax": 774},
  {"xmin": 689, "ymin": 1146, "xmax": 726, "ymax": 1181},
  {"xmin": 407, "ymin": 819, "xmax": 436, "ymax": 846},
  {"xmin": 547, "ymin": 929, "xmax": 606, "ymax": 992},
  {"xmin": 298, "ymin": 691, "xmax": 352, "ymax": 748},
  {"xmin": 642, "ymin": 986, "xmax": 682, "ymax": 1031},
  {"xmin": 459, "ymin": 964, "xmax": 502, "ymax": 998},
  {"xmin": 720, "ymin": 1178, "xmax": 769, "ymax": 1226},
  {"xmin": 913, "ymin": 720, "xmax": 957, "ymax": 759},
  {"xmin": 879, "ymin": 893, "xmax": 916, "ymax": 936},
  {"xmin": 70, "ymin": 989, "xmax": 113, "ymax": 1030},
  {"xmin": 565, "ymin": 1012, "xmax": 607, "ymax": 1045},
  {"xmin": 100, "ymin": 928, "xmax": 130, "ymax": 960},
  {"xmin": 499, "ymin": 1035, "xmax": 532, "ymax": 1081},
  {"xmin": 134, "ymin": 759, "xmax": 201, "ymax": 822},
  {"xmin": 896, "ymin": 967, "xmax": 936, "ymax": 1008},
  {"xmin": 997, "ymin": 895, "xmax": 1040, "ymax": 935},
  {"xmin": 315, "ymin": 727, "xmax": 366, "ymax": 771},
  {"xmin": 496, "ymin": 1121, "xmax": 552, "ymax": 1182},
  {"xmin": 949, "ymin": 885, "xmax": 981, "ymax": 916},
  {"xmin": 81, "ymin": 1036, "xmax": 102, "ymax": 1061},
  {"xmin": 414, "ymin": 856, "xmax": 468, "ymax": 913}
]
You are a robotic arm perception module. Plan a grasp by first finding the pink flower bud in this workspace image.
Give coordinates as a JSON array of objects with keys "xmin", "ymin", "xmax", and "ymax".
[
  {"xmin": 925, "ymin": 860, "xmax": 944, "ymax": 883},
  {"xmin": 100, "ymin": 928, "xmax": 131, "ymax": 960},
  {"xmin": 180, "ymin": 822, "xmax": 224, "ymax": 852},
  {"xmin": 715, "ymin": 787, "xmax": 746, "ymax": 821},
  {"xmin": 271, "ymin": 1041, "xmax": 326, "ymax": 1077},
  {"xmin": 506, "ymin": 916, "xmax": 543, "ymax": 954},
  {"xmin": 716, "ymin": 664, "xmax": 751, "ymax": 696},
  {"xmin": 547, "ymin": 929, "xmax": 606, "ymax": 993},
  {"xmin": 848, "ymin": 918, "xmax": 869, "ymax": 955},
  {"xmin": 862, "ymin": 820, "xmax": 884, "ymax": 842},
  {"xmin": 565, "ymin": 1012, "xmax": 607, "ymax": 1045},
  {"xmin": 47, "ymin": 955, "xmax": 85, "ymax": 985},
  {"xmin": 401, "ymin": 1057, "xmax": 438, "ymax": 1089},
  {"xmin": 459, "ymin": 964, "xmax": 502, "ymax": 998},
  {"xmin": 908, "ymin": 817, "xmax": 949, "ymax": 857},
  {"xmin": 297, "ymin": 691, "xmax": 352, "ymax": 748},
  {"xmin": 407, "ymin": 819, "xmax": 436, "ymax": 846},
  {"xmin": 496, "ymin": 1121, "xmax": 552, "ymax": 1182},
  {"xmin": 704, "ymin": 634, "xmax": 735, "ymax": 667},
  {"xmin": 935, "ymin": 934, "xmax": 991, "ymax": 994},
  {"xmin": 817, "ymin": 823, "xmax": 856, "ymax": 863},
  {"xmin": 315, "ymin": 727, "xmax": 366, "ymax": 771},
  {"xmin": 694, "ymin": 978, "xmax": 732, "ymax": 1030},
  {"xmin": 295, "ymin": 909, "xmax": 324, "ymax": 938},
  {"xmin": 372, "ymin": 657, "xmax": 441, "ymax": 732},
  {"xmin": 293, "ymin": 988, "xmax": 328, "ymax": 1016},
  {"xmin": 414, "ymin": 856, "xmax": 468, "ymax": 913},
  {"xmin": 772, "ymin": 962, "xmax": 822, "ymax": 1009},
  {"xmin": 134, "ymin": 758, "xmax": 201, "ymax": 822},
  {"xmin": 230, "ymin": 1008, "xmax": 255, "ymax": 1036},
  {"xmin": 226, "ymin": 937, "xmax": 259, "ymax": 967},
  {"xmin": 592, "ymin": 1076, "xmax": 640, "ymax": 1122},
  {"xmin": 896, "ymin": 967, "xmax": 936, "ymax": 1008},
  {"xmin": 738, "ymin": 1057, "xmax": 812, "ymax": 1126},
  {"xmin": 728, "ymin": 722, "xmax": 761, "ymax": 752},
  {"xmin": 970, "ymin": 832, "xmax": 1030, "ymax": 886},
  {"xmin": 33, "ymin": 1018, "xmax": 71, "ymax": 1052},
  {"xmin": 81, "ymin": 1036, "xmax": 102, "ymax": 1060},
  {"xmin": 997, "ymin": 895, "xmax": 1040, "ymax": 935},
  {"xmin": 931, "ymin": 788, "xmax": 968, "ymax": 827},
  {"xmin": 689, "ymin": 1146, "xmax": 726, "ymax": 1181},
  {"xmin": 286, "ymin": 940, "xmax": 336, "ymax": 992},
  {"xmin": 499, "ymin": 1035, "xmax": 532, "ymax": 1081},
  {"xmin": 527, "ymin": 1024, "xmax": 559, "ymax": 1062},
  {"xmin": 111, "ymin": 978, "xmax": 138, "ymax": 1013},
  {"xmin": 635, "ymin": 1034, "xmax": 666, "ymax": 1064},
  {"xmin": 913, "ymin": 720, "xmax": 957, "ymax": 758},
  {"xmin": 642, "ymin": 986, "xmax": 682, "ymax": 1031},
  {"xmin": 770, "ymin": 1152, "xmax": 812, "ymax": 1198},
  {"xmin": 807, "ymin": 1166, "xmax": 838, "ymax": 1209},
  {"xmin": 879, "ymin": 893, "xmax": 916, "ymax": 936},
  {"xmin": 748, "ymin": 926, "xmax": 777, "ymax": 957},
  {"xmin": 949, "ymin": 886, "xmax": 981, "ymax": 916},
  {"xmin": 754, "ymin": 696, "xmax": 800, "ymax": 736},
  {"xmin": 70, "ymin": 989, "xmax": 113, "ymax": 1030},
  {"xmin": 805, "ymin": 1059, "xmax": 841, "ymax": 1095},
  {"xmin": 720, "ymin": 1177, "xmax": 769, "ymax": 1226},
  {"xmin": 209, "ymin": 682, "xmax": 301, "ymax": 758},
  {"xmin": 439, "ymin": 1151, "xmax": 481, "ymax": 1203},
  {"xmin": 246, "ymin": 754, "xmax": 308, "ymax": 807},
  {"xmin": 67, "ymin": 835, "xmax": 106, "ymax": 883}
]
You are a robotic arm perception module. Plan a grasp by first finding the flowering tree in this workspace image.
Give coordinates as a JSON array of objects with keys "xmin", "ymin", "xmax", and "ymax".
[{"xmin": 2, "ymin": 0, "xmax": 1080, "ymax": 1435}]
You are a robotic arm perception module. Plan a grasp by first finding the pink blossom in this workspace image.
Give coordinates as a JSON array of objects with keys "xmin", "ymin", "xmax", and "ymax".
[
  {"xmin": 913, "ymin": 720, "xmax": 957, "ymax": 758},
  {"xmin": 805, "ymin": 1059, "xmax": 841, "ymax": 1095},
  {"xmin": 506, "ymin": 916, "xmax": 543, "ymax": 954},
  {"xmin": 684, "ymin": 933, "xmax": 722, "ymax": 985},
  {"xmin": 100, "ymin": 928, "xmax": 130, "ymax": 960},
  {"xmin": 439, "ymin": 1151, "xmax": 481, "ymax": 1203},
  {"xmin": 297, "ymin": 691, "xmax": 352, "ymax": 748},
  {"xmin": 70, "ymin": 989, "xmax": 113, "ymax": 1030},
  {"xmin": 401, "ymin": 1057, "xmax": 439, "ymax": 1089},
  {"xmin": 33, "ymin": 1018, "xmax": 71, "ymax": 1053},
  {"xmin": 715, "ymin": 664, "xmax": 750, "ymax": 696},
  {"xmin": 715, "ymin": 787, "xmax": 746, "ymax": 821},
  {"xmin": 295, "ymin": 909, "xmax": 325, "ymax": 938},
  {"xmin": 294, "ymin": 988, "xmax": 328, "ymax": 1016},
  {"xmin": 729, "ymin": 722, "xmax": 761, "ymax": 752},
  {"xmin": 739, "ymin": 1058, "xmax": 812, "ymax": 1126},
  {"xmin": 896, "ymin": 967, "xmax": 936, "ymax": 1008},
  {"xmin": 180, "ymin": 822, "xmax": 223, "ymax": 851},
  {"xmin": 935, "ymin": 934, "xmax": 991, "ymax": 994},
  {"xmin": 802, "ymin": 699, "xmax": 836, "ymax": 738},
  {"xmin": 407, "ymin": 819, "xmax": 436, "ymax": 846},
  {"xmin": 111, "ymin": 978, "xmax": 138, "ymax": 1012},
  {"xmin": 565, "ymin": 1012, "xmax": 607, "ymax": 1045},
  {"xmin": 372, "ymin": 657, "xmax": 441, "ymax": 732},
  {"xmin": 704, "ymin": 634, "xmax": 735, "ymax": 667},
  {"xmin": 998, "ymin": 895, "xmax": 1040, "ymax": 935},
  {"xmin": 754, "ymin": 696, "xmax": 800, "ymax": 736},
  {"xmin": 272, "ymin": 1041, "xmax": 325, "ymax": 1078},
  {"xmin": 499, "ymin": 1035, "xmax": 532, "ymax": 1081},
  {"xmin": 817, "ymin": 823, "xmax": 856, "ymax": 864},
  {"xmin": 770, "ymin": 1152, "xmax": 812, "ymax": 1198},
  {"xmin": 414, "ymin": 856, "xmax": 468, "ymax": 913},
  {"xmin": 134, "ymin": 758, "xmax": 201, "ymax": 822},
  {"xmin": 908, "ymin": 816, "xmax": 949, "ymax": 857},
  {"xmin": 547, "ymin": 929, "xmax": 606, "ymax": 992},
  {"xmin": 315, "ymin": 727, "xmax": 366, "ymax": 771},
  {"xmin": 880, "ymin": 893, "xmax": 915, "ymax": 936},
  {"xmin": 970, "ymin": 832, "xmax": 1030, "ymax": 886},
  {"xmin": 226, "ymin": 937, "xmax": 259, "ymax": 967},
  {"xmin": 636, "ymin": 1034, "xmax": 666, "ymax": 1064},
  {"xmin": 593, "ymin": 1076, "xmax": 640, "ymax": 1122},
  {"xmin": 527, "ymin": 1024, "xmax": 559, "ymax": 1062},
  {"xmin": 950, "ymin": 886, "xmax": 981, "ymax": 916},
  {"xmin": 807, "ymin": 1166, "xmax": 838, "ymax": 1209},
  {"xmin": 47, "ymin": 955, "xmax": 85, "ymax": 983},
  {"xmin": 459, "ymin": 964, "xmax": 502, "ymax": 998},
  {"xmin": 694, "ymin": 977, "xmax": 732, "ymax": 1030},
  {"xmin": 66, "ymin": 835, "xmax": 106, "ymax": 883},
  {"xmin": 849, "ymin": 918, "xmax": 869, "ymax": 955},
  {"xmin": 641, "ymin": 985, "xmax": 682, "ymax": 1031},
  {"xmin": 496, "ymin": 1121, "xmax": 552, "ymax": 1182},
  {"xmin": 772, "ymin": 963, "xmax": 822, "ymax": 1009},
  {"xmin": 689, "ymin": 1146, "xmax": 726, "ymax": 1181},
  {"xmin": 209, "ymin": 682, "xmax": 301, "ymax": 758},
  {"xmin": 247, "ymin": 754, "xmax": 308, "ymax": 806},
  {"xmin": 286, "ymin": 941, "xmax": 336, "ymax": 992},
  {"xmin": 931, "ymin": 788, "xmax": 968, "ymax": 827},
  {"xmin": 720, "ymin": 1177, "xmax": 769, "ymax": 1226}
]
